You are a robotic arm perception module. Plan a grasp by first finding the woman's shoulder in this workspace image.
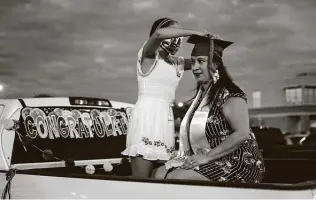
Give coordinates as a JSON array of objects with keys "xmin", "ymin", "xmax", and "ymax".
[{"xmin": 222, "ymin": 87, "xmax": 247, "ymax": 103}]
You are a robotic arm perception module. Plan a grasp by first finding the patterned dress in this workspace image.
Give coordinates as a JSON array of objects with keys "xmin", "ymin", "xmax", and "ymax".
[
  {"xmin": 122, "ymin": 41, "xmax": 184, "ymax": 161},
  {"xmin": 189, "ymin": 87, "xmax": 265, "ymax": 183}
]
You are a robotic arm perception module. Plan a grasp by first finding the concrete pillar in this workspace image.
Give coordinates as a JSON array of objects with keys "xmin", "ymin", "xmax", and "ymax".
[{"xmin": 298, "ymin": 115, "xmax": 311, "ymax": 133}]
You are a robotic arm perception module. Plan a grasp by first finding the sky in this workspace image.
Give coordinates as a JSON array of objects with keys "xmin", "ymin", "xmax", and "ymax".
[{"xmin": 0, "ymin": 0, "xmax": 316, "ymax": 104}]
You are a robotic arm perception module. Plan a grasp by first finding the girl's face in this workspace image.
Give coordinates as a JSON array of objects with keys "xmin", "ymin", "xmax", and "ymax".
[{"xmin": 159, "ymin": 23, "xmax": 183, "ymax": 55}]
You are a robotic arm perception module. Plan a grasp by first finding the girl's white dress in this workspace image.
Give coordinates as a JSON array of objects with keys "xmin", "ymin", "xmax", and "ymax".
[{"xmin": 121, "ymin": 42, "xmax": 185, "ymax": 161}]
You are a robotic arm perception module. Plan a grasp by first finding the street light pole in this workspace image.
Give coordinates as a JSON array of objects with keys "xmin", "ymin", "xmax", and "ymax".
[{"xmin": 0, "ymin": 84, "xmax": 4, "ymax": 99}]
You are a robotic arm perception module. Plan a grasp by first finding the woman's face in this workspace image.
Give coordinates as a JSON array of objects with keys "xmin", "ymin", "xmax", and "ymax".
[{"xmin": 191, "ymin": 54, "xmax": 219, "ymax": 84}]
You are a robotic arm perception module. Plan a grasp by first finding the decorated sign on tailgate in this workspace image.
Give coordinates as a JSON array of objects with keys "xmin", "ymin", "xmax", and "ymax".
[
  {"xmin": 11, "ymin": 107, "xmax": 130, "ymax": 164},
  {"xmin": 22, "ymin": 107, "xmax": 128, "ymax": 139}
]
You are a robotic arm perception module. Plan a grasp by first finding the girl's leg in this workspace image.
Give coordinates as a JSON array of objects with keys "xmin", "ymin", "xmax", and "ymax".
[
  {"xmin": 152, "ymin": 165, "xmax": 170, "ymax": 179},
  {"xmin": 131, "ymin": 156, "xmax": 154, "ymax": 178}
]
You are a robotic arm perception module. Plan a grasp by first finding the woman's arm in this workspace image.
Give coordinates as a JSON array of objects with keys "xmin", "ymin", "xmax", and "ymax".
[
  {"xmin": 143, "ymin": 27, "xmax": 203, "ymax": 59},
  {"xmin": 206, "ymin": 97, "xmax": 251, "ymax": 160}
]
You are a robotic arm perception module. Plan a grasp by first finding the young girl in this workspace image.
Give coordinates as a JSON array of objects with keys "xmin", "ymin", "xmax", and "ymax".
[{"xmin": 122, "ymin": 18, "xmax": 204, "ymax": 177}]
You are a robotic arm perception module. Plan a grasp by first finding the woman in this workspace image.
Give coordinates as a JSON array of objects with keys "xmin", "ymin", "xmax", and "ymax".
[
  {"xmin": 154, "ymin": 33, "xmax": 265, "ymax": 183},
  {"xmin": 121, "ymin": 18, "xmax": 204, "ymax": 178}
]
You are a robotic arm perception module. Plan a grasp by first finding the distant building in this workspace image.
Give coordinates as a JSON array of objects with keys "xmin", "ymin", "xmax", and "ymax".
[{"xmin": 249, "ymin": 72, "xmax": 316, "ymax": 134}]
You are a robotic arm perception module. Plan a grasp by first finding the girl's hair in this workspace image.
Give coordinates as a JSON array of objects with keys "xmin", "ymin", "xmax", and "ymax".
[
  {"xmin": 149, "ymin": 18, "xmax": 178, "ymax": 37},
  {"xmin": 188, "ymin": 54, "xmax": 243, "ymax": 107}
]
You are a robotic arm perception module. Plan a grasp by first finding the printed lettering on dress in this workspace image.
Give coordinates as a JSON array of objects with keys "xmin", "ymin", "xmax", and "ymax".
[{"xmin": 21, "ymin": 107, "xmax": 129, "ymax": 139}]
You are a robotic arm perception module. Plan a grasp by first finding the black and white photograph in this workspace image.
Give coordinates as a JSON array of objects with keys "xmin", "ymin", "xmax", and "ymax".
[{"xmin": 0, "ymin": 0, "xmax": 316, "ymax": 198}]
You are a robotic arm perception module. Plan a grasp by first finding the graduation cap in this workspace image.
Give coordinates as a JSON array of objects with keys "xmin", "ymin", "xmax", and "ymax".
[{"xmin": 187, "ymin": 34, "xmax": 233, "ymax": 57}]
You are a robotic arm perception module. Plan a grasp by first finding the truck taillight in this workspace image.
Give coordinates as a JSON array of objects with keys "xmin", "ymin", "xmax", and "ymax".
[
  {"xmin": 69, "ymin": 97, "xmax": 112, "ymax": 107},
  {"xmin": 75, "ymin": 99, "xmax": 88, "ymax": 105},
  {"xmin": 97, "ymin": 100, "xmax": 108, "ymax": 106}
]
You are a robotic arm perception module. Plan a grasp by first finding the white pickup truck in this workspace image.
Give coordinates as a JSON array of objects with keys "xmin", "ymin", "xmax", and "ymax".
[{"xmin": 0, "ymin": 97, "xmax": 315, "ymax": 199}]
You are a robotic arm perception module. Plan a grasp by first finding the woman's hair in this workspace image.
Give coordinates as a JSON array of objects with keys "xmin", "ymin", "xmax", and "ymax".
[
  {"xmin": 188, "ymin": 54, "xmax": 243, "ymax": 107},
  {"xmin": 149, "ymin": 18, "xmax": 178, "ymax": 37}
]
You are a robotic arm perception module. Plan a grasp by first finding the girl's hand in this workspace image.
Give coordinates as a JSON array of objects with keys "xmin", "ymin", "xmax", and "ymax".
[{"xmin": 203, "ymin": 30, "xmax": 223, "ymax": 40}]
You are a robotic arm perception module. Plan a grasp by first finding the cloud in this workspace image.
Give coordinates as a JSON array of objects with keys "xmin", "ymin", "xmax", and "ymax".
[
  {"xmin": 131, "ymin": 0, "xmax": 159, "ymax": 12},
  {"xmin": 187, "ymin": 12, "xmax": 196, "ymax": 19},
  {"xmin": 0, "ymin": 0, "xmax": 315, "ymax": 104}
]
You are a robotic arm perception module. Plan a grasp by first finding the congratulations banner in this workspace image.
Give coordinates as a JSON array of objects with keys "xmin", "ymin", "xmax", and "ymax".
[{"xmin": 21, "ymin": 107, "xmax": 128, "ymax": 139}]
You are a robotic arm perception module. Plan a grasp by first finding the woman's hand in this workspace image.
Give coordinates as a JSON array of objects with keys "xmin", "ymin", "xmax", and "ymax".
[{"xmin": 180, "ymin": 155, "xmax": 212, "ymax": 170}]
